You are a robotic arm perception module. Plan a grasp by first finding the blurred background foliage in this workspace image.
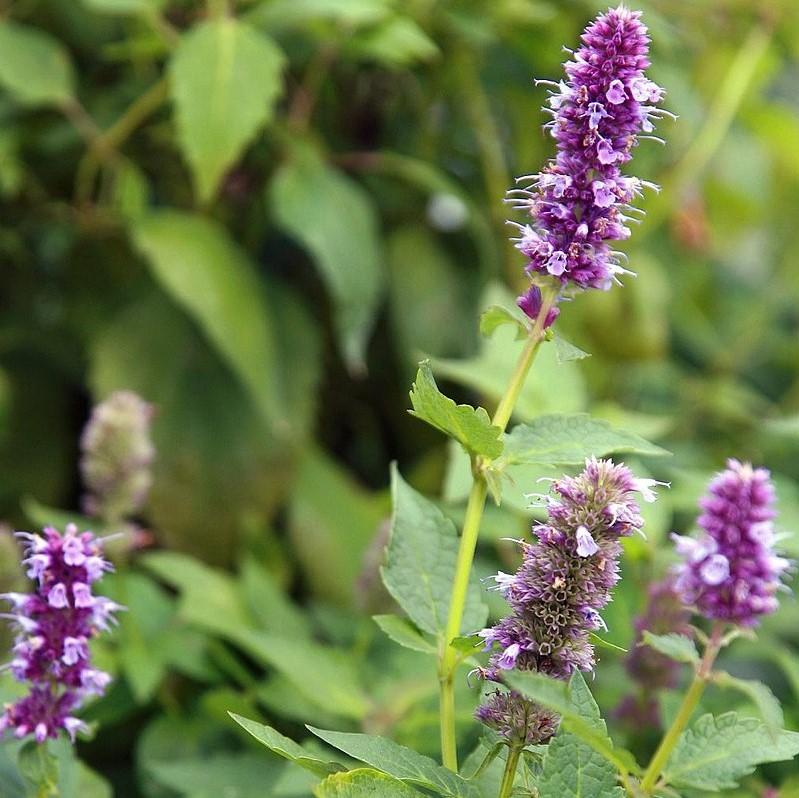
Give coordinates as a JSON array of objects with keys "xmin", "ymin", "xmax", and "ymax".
[{"xmin": 1, "ymin": 0, "xmax": 799, "ymax": 795}]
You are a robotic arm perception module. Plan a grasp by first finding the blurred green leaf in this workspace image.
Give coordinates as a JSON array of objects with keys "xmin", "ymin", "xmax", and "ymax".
[
  {"xmin": 663, "ymin": 713, "xmax": 799, "ymax": 790},
  {"xmin": 712, "ymin": 671, "xmax": 784, "ymax": 730},
  {"xmin": 132, "ymin": 211, "xmax": 281, "ymax": 430},
  {"xmin": 308, "ymin": 727, "xmax": 480, "ymax": 797},
  {"xmin": 479, "ymin": 305, "xmax": 526, "ymax": 341},
  {"xmin": 146, "ymin": 752, "xmax": 285, "ymax": 797},
  {"xmin": 552, "ymin": 333, "xmax": 590, "ymax": 364},
  {"xmin": 373, "ymin": 615, "xmax": 436, "ymax": 655},
  {"xmin": 315, "ymin": 768, "xmax": 424, "ymax": 797},
  {"xmin": 229, "ymin": 713, "xmax": 344, "ymax": 777},
  {"xmin": 641, "ymin": 632, "xmax": 699, "ymax": 665},
  {"xmin": 409, "ymin": 361, "xmax": 503, "ymax": 459},
  {"xmin": 501, "ymin": 414, "xmax": 669, "ymax": 466},
  {"xmin": 347, "ymin": 17, "xmax": 439, "ymax": 67},
  {"xmin": 0, "ymin": 21, "xmax": 74, "ymax": 106},
  {"xmin": 82, "ymin": 0, "xmax": 165, "ymax": 14},
  {"xmin": 382, "ymin": 466, "xmax": 487, "ymax": 637},
  {"xmin": 169, "ymin": 19, "xmax": 285, "ymax": 202},
  {"xmin": 289, "ymin": 448, "xmax": 387, "ymax": 607},
  {"xmin": 270, "ymin": 146, "xmax": 384, "ymax": 369},
  {"xmin": 247, "ymin": 0, "xmax": 391, "ymax": 30}
]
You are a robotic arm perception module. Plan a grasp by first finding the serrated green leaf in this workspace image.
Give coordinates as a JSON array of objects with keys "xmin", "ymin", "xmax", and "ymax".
[
  {"xmin": 270, "ymin": 146, "xmax": 384, "ymax": 369},
  {"xmin": 663, "ymin": 712, "xmax": 799, "ymax": 790},
  {"xmin": 170, "ymin": 19, "xmax": 284, "ymax": 202},
  {"xmin": 479, "ymin": 305, "xmax": 527, "ymax": 340},
  {"xmin": 307, "ymin": 728, "xmax": 480, "ymax": 797},
  {"xmin": 538, "ymin": 731, "xmax": 625, "ymax": 798},
  {"xmin": 641, "ymin": 632, "xmax": 699, "ymax": 664},
  {"xmin": 373, "ymin": 615, "xmax": 436, "ymax": 655},
  {"xmin": 131, "ymin": 211, "xmax": 280, "ymax": 431},
  {"xmin": 314, "ymin": 768, "xmax": 424, "ymax": 798},
  {"xmin": 0, "ymin": 21, "xmax": 74, "ymax": 106},
  {"xmin": 553, "ymin": 333, "xmax": 590, "ymax": 363},
  {"xmin": 229, "ymin": 713, "xmax": 344, "ymax": 777},
  {"xmin": 712, "ymin": 672, "xmax": 784, "ymax": 729},
  {"xmin": 501, "ymin": 413, "xmax": 669, "ymax": 466},
  {"xmin": 505, "ymin": 671, "xmax": 639, "ymax": 775},
  {"xmin": 381, "ymin": 466, "xmax": 487, "ymax": 637},
  {"xmin": 409, "ymin": 361, "xmax": 503, "ymax": 459}
]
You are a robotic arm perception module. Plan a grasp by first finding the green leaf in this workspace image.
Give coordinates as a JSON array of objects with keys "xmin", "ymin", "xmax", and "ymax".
[
  {"xmin": 170, "ymin": 18, "xmax": 284, "ymax": 202},
  {"xmin": 307, "ymin": 728, "xmax": 480, "ymax": 797},
  {"xmin": 247, "ymin": 0, "xmax": 391, "ymax": 30},
  {"xmin": 501, "ymin": 413, "xmax": 669, "ymax": 466},
  {"xmin": 82, "ymin": 0, "xmax": 165, "ymax": 14},
  {"xmin": 0, "ymin": 21, "xmax": 74, "ymax": 106},
  {"xmin": 553, "ymin": 333, "xmax": 590, "ymax": 363},
  {"xmin": 131, "ymin": 211, "xmax": 280, "ymax": 431},
  {"xmin": 229, "ymin": 630, "xmax": 371, "ymax": 720},
  {"xmin": 712, "ymin": 672, "xmax": 784, "ymax": 729},
  {"xmin": 373, "ymin": 615, "xmax": 436, "ymax": 655},
  {"xmin": 479, "ymin": 304, "xmax": 527, "ymax": 340},
  {"xmin": 663, "ymin": 712, "xmax": 799, "ymax": 790},
  {"xmin": 146, "ymin": 752, "xmax": 285, "ymax": 797},
  {"xmin": 347, "ymin": 17, "xmax": 439, "ymax": 67},
  {"xmin": 270, "ymin": 146, "xmax": 384, "ymax": 369},
  {"xmin": 505, "ymin": 671, "xmax": 639, "ymax": 775},
  {"xmin": 409, "ymin": 361, "xmax": 503, "ymax": 459},
  {"xmin": 589, "ymin": 634, "xmax": 628, "ymax": 654},
  {"xmin": 641, "ymin": 632, "xmax": 699, "ymax": 665},
  {"xmin": 18, "ymin": 741, "xmax": 59, "ymax": 795},
  {"xmin": 315, "ymin": 768, "xmax": 424, "ymax": 798},
  {"xmin": 381, "ymin": 466, "xmax": 487, "ymax": 637},
  {"xmin": 289, "ymin": 448, "xmax": 387, "ymax": 608},
  {"xmin": 229, "ymin": 713, "xmax": 344, "ymax": 777}
]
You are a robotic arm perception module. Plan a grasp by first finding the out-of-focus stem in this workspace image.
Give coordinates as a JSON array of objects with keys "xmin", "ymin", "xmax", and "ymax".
[{"xmin": 497, "ymin": 743, "xmax": 522, "ymax": 798}]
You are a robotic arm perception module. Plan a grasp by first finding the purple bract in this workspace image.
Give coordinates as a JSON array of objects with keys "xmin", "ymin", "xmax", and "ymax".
[{"xmin": 0, "ymin": 524, "xmax": 121, "ymax": 743}]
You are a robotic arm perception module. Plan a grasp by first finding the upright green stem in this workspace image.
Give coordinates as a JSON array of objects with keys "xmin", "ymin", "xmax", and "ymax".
[
  {"xmin": 497, "ymin": 744, "xmax": 522, "ymax": 798},
  {"xmin": 639, "ymin": 623, "xmax": 725, "ymax": 794},
  {"xmin": 438, "ymin": 286, "xmax": 557, "ymax": 771}
]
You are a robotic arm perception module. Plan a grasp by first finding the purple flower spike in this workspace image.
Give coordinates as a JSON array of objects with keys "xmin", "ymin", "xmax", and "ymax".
[
  {"xmin": 510, "ymin": 5, "xmax": 667, "ymax": 302},
  {"xmin": 673, "ymin": 459, "xmax": 789, "ymax": 627},
  {"xmin": 517, "ymin": 285, "xmax": 560, "ymax": 328},
  {"xmin": 0, "ymin": 525, "xmax": 120, "ymax": 743},
  {"xmin": 476, "ymin": 458, "xmax": 655, "ymax": 743}
]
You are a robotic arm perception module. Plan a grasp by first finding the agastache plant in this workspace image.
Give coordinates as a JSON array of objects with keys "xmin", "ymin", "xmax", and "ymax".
[
  {"xmin": 227, "ymin": 7, "xmax": 799, "ymax": 798},
  {"xmin": 0, "ymin": 525, "xmax": 120, "ymax": 744}
]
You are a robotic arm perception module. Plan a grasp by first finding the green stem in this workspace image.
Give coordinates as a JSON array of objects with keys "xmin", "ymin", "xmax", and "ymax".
[
  {"xmin": 497, "ymin": 744, "xmax": 522, "ymax": 798},
  {"xmin": 438, "ymin": 285, "xmax": 557, "ymax": 771},
  {"xmin": 639, "ymin": 623, "xmax": 725, "ymax": 794}
]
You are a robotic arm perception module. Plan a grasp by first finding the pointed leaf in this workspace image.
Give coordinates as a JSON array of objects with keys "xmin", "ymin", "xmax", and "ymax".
[
  {"xmin": 0, "ymin": 21, "xmax": 74, "ymax": 106},
  {"xmin": 315, "ymin": 768, "xmax": 424, "ymax": 798},
  {"xmin": 663, "ymin": 712, "xmax": 799, "ymax": 790},
  {"xmin": 711, "ymin": 672, "xmax": 784, "ymax": 729},
  {"xmin": 553, "ymin": 333, "xmax": 590, "ymax": 363},
  {"xmin": 641, "ymin": 632, "xmax": 699, "ymax": 665},
  {"xmin": 381, "ymin": 466, "xmax": 487, "ymax": 637},
  {"xmin": 229, "ymin": 713, "xmax": 344, "ymax": 777},
  {"xmin": 131, "ymin": 211, "xmax": 280, "ymax": 430},
  {"xmin": 307, "ymin": 728, "xmax": 480, "ymax": 797},
  {"xmin": 502, "ymin": 413, "xmax": 669, "ymax": 466},
  {"xmin": 170, "ymin": 19, "xmax": 285, "ymax": 201},
  {"xmin": 409, "ymin": 361, "xmax": 502, "ymax": 458},
  {"xmin": 270, "ymin": 147, "xmax": 383, "ymax": 369},
  {"xmin": 479, "ymin": 305, "xmax": 527, "ymax": 340},
  {"xmin": 373, "ymin": 615, "xmax": 436, "ymax": 655}
]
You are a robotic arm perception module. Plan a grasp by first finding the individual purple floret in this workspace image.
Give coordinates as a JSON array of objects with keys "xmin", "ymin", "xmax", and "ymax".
[
  {"xmin": 509, "ymin": 5, "xmax": 668, "ymax": 301},
  {"xmin": 0, "ymin": 524, "xmax": 120, "ymax": 743},
  {"xmin": 672, "ymin": 459, "xmax": 789, "ymax": 627},
  {"xmin": 615, "ymin": 577, "xmax": 691, "ymax": 729},
  {"xmin": 476, "ymin": 458, "xmax": 662, "ymax": 743}
]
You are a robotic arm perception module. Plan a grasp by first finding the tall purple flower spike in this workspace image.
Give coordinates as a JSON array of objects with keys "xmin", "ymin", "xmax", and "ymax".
[
  {"xmin": 0, "ymin": 524, "xmax": 121, "ymax": 743},
  {"xmin": 476, "ymin": 457, "xmax": 661, "ymax": 744},
  {"xmin": 673, "ymin": 459, "xmax": 789, "ymax": 627},
  {"xmin": 510, "ymin": 5, "xmax": 668, "ymax": 309}
]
